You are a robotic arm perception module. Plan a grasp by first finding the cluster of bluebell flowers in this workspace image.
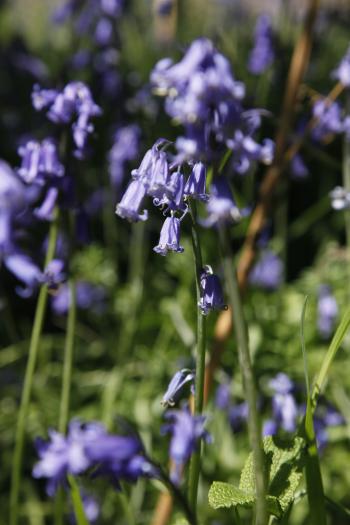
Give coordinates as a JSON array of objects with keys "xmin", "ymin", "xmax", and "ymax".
[
  {"xmin": 150, "ymin": 38, "xmax": 274, "ymax": 168},
  {"xmin": 33, "ymin": 420, "xmax": 156, "ymax": 496}
]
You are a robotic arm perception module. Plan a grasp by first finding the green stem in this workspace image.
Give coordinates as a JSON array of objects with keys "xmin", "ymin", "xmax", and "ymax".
[
  {"xmin": 219, "ymin": 227, "xmax": 267, "ymax": 525},
  {"xmin": 188, "ymin": 201, "xmax": 207, "ymax": 512},
  {"xmin": 58, "ymin": 279, "xmax": 76, "ymax": 433},
  {"xmin": 9, "ymin": 210, "xmax": 59, "ymax": 525},
  {"xmin": 343, "ymin": 92, "xmax": 350, "ymax": 299}
]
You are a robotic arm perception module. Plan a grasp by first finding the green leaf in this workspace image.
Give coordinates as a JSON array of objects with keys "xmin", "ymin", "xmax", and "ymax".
[
  {"xmin": 240, "ymin": 436, "xmax": 305, "ymax": 513},
  {"xmin": 68, "ymin": 475, "xmax": 89, "ymax": 525},
  {"xmin": 209, "ymin": 436, "xmax": 305, "ymax": 518},
  {"xmin": 208, "ymin": 482, "xmax": 281, "ymax": 517}
]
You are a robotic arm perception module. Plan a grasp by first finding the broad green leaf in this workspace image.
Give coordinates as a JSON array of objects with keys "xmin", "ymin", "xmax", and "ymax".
[
  {"xmin": 209, "ymin": 436, "xmax": 305, "ymax": 517},
  {"xmin": 208, "ymin": 482, "xmax": 281, "ymax": 517}
]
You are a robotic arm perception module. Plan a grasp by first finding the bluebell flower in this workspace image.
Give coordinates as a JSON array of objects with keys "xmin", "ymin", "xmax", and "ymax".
[
  {"xmin": 269, "ymin": 373, "xmax": 298, "ymax": 433},
  {"xmin": 215, "ymin": 383, "xmax": 231, "ymax": 410},
  {"xmin": 151, "ymin": 38, "xmax": 273, "ymax": 164},
  {"xmin": 329, "ymin": 186, "xmax": 350, "ymax": 210},
  {"xmin": 311, "ymin": 99, "xmax": 345, "ymax": 141},
  {"xmin": 263, "ymin": 419, "xmax": 278, "ymax": 437},
  {"xmin": 33, "ymin": 82, "xmax": 101, "ymax": 157},
  {"xmin": 290, "ymin": 153, "xmax": 309, "ymax": 179},
  {"xmin": 333, "ymin": 45, "xmax": 350, "ymax": 88},
  {"xmin": 198, "ymin": 266, "xmax": 226, "ymax": 315},
  {"xmin": 94, "ymin": 17, "xmax": 113, "ymax": 46},
  {"xmin": 154, "ymin": 215, "xmax": 184, "ymax": 255},
  {"xmin": 43, "ymin": 259, "xmax": 66, "ymax": 291},
  {"xmin": 0, "ymin": 161, "xmax": 25, "ymax": 252},
  {"xmin": 18, "ymin": 139, "xmax": 64, "ymax": 185},
  {"xmin": 34, "ymin": 187, "xmax": 59, "ymax": 221},
  {"xmin": 228, "ymin": 402, "xmax": 248, "ymax": 433},
  {"xmin": 249, "ymin": 250, "xmax": 283, "ymax": 291},
  {"xmin": 317, "ymin": 285, "xmax": 338, "ymax": 339},
  {"xmin": 184, "ymin": 162, "xmax": 208, "ymax": 201},
  {"xmin": 248, "ymin": 14, "xmax": 275, "ymax": 75},
  {"xmin": 33, "ymin": 419, "xmax": 155, "ymax": 495},
  {"xmin": 74, "ymin": 493, "xmax": 100, "ymax": 524},
  {"xmin": 33, "ymin": 421, "xmax": 102, "ymax": 496},
  {"xmin": 109, "ymin": 125, "xmax": 140, "ymax": 190},
  {"xmin": 162, "ymin": 407, "xmax": 211, "ymax": 485},
  {"xmin": 115, "ymin": 180, "xmax": 148, "ymax": 222},
  {"xmin": 201, "ymin": 178, "xmax": 245, "ymax": 227},
  {"xmin": 4, "ymin": 252, "xmax": 43, "ymax": 298},
  {"xmin": 161, "ymin": 369, "xmax": 195, "ymax": 407},
  {"xmin": 51, "ymin": 282, "xmax": 106, "ymax": 315},
  {"xmin": 32, "ymin": 85, "xmax": 58, "ymax": 111},
  {"xmin": 314, "ymin": 404, "xmax": 344, "ymax": 451}
]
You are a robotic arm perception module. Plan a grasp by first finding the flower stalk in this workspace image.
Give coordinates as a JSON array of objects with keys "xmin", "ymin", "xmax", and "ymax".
[
  {"xmin": 9, "ymin": 209, "xmax": 59, "ymax": 525},
  {"xmin": 219, "ymin": 226, "xmax": 267, "ymax": 525},
  {"xmin": 187, "ymin": 201, "xmax": 207, "ymax": 512}
]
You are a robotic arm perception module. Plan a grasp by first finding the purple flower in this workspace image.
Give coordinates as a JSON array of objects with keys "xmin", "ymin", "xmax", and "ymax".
[
  {"xmin": 33, "ymin": 419, "xmax": 155, "ymax": 495},
  {"xmin": 249, "ymin": 250, "xmax": 283, "ymax": 291},
  {"xmin": 34, "ymin": 187, "xmax": 59, "ymax": 221},
  {"xmin": 33, "ymin": 82, "xmax": 101, "ymax": 157},
  {"xmin": 43, "ymin": 259, "xmax": 66, "ymax": 290},
  {"xmin": 333, "ymin": 45, "xmax": 350, "ymax": 87},
  {"xmin": 115, "ymin": 179, "xmax": 148, "ymax": 222},
  {"xmin": 161, "ymin": 369, "xmax": 195, "ymax": 407},
  {"xmin": 0, "ymin": 161, "xmax": 25, "ymax": 252},
  {"xmin": 198, "ymin": 266, "xmax": 226, "ymax": 315},
  {"xmin": 290, "ymin": 153, "xmax": 309, "ymax": 179},
  {"xmin": 109, "ymin": 125, "xmax": 140, "ymax": 189},
  {"xmin": 33, "ymin": 421, "xmax": 102, "ymax": 496},
  {"xmin": 317, "ymin": 285, "xmax": 338, "ymax": 339},
  {"xmin": 329, "ymin": 186, "xmax": 350, "ymax": 210},
  {"xmin": 153, "ymin": 216, "xmax": 184, "ymax": 255},
  {"xmin": 162, "ymin": 407, "xmax": 211, "ymax": 485},
  {"xmin": 184, "ymin": 162, "xmax": 208, "ymax": 201},
  {"xmin": 51, "ymin": 282, "xmax": 106, "ymax": 315},
  {"xmin": 269, "ymin": 373, "xmax": 298, "ymax": 433},
  {"xmin": 201, "ymin": 178, "xmax": 244, "ymax": 227},
  {"xmin": 311, "ymin": 100, "xmax": 344, "ymax": 141},
  {"xmin": 4, "ymin": 252, "xmax": 43, "ymax": 298},
  {"xmin": 248, "ymin": 14, "xmax": 275, "ymax": 75},
  {"xmin": 314, "ymin": 404, "xmax": 344, "ymax": 451},
  {"xmin": 17, "ymin": 139, "xmax": 64, "ymax": 185},
  {"xmin": 228, "ymin": 402, "xmax": 248, "ymax": 433},
  {"xmin": 263, "ymin": 419, "xmax": 278, "ymax": 436},
  {"xmin": 215, "ymin": 383, "xmax": 231, "ymax": 410}
]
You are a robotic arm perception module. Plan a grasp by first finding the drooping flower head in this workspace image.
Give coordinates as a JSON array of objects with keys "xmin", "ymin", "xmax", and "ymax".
[
  {"xmin": 162, "ymin": 407, "xmax": 211, "ymax": 485},
  {"xmin": 115, "ymin": 179, "xmax": 148, "ymax": 222},
  {"xmin": 184, "ymin": 162, "xmax": 208, "ymax": 201},
  {"xmin": 153, "ymin": 215, "xmax": 184, "ymax": 255},
  {"xmin": 161, "ymin": 369, "xmax": 195, "ymax": 408},
  {"xmin": 18, "ymin": 139, "xmax": 64, "ymax": 185},
  {"xmin": 198, "ymin": 265, "xmax": 226, "ymax": 315}
]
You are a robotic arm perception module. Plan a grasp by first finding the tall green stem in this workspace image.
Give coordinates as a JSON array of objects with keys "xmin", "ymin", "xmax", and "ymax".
[
  {"xmin": 9, "ymin": 210, "xmax": 59, "ymax": 525},
  {"xmin": 58, "ymin": 279, "xmax": 76, "ymax": 433},
  {"xmin": 219, "ymin": 227, "xmax": 267, "ymax": 525},
  {"xmin": 343, "ymin": 92, "xmax": 350, "ymax": 299},
  {"xmin": 188, "ymin": 201, "xmax": 207, "ymax": 512}
]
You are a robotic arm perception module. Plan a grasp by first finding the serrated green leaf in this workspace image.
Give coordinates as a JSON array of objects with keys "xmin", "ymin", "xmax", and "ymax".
[
  {"xmin": 239, "ymin": 436, "xmax": 305, "ymax": 513},
  {"xmin": 208, "ymin": 482, "xmax": 281, "ymax": 517}
]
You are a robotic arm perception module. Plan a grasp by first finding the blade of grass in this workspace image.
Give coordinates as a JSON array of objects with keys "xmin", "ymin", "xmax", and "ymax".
[
  {"xmin": 300, "ymin": 296, "xmax": 326, "ymax": 525},
  {"xmin": 311, "ymin": 306, "xmax": 350, "ymax": 408},
  {"xmin": 68, "ymin": 475, "xmax": 89, "ymax": 525}
]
